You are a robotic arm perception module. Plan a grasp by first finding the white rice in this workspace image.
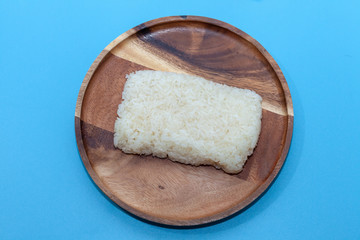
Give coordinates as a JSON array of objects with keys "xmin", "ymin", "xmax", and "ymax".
[{"xmin": 114, "ymin": 70, "xmax": 262, "ymax": 174}]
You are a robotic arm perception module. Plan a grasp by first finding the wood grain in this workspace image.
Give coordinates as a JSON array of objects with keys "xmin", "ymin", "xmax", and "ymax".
[{"xmin": 75, "ymin": 16, "xmax": 294, "ymax": 226}]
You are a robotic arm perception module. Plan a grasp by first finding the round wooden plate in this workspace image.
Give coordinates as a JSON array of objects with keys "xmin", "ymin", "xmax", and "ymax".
[{"xmin": 75, "ymin": 16, "xmax": 293, "ymax": 226}]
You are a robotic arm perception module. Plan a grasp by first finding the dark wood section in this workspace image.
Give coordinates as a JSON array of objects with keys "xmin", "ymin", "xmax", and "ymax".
[
  {"xmin": 75, "ymin": 16, "xmax": 293, "ymax": 226},
  {"xmin": 135, "ymin": 21, "xmax": 283, "ymax": 94}
]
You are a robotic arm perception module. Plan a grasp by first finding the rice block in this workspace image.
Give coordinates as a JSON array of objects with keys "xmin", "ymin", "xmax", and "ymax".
[{"xmin": 114, "ymin": 70, "xmax": 262, "ymax": 174}]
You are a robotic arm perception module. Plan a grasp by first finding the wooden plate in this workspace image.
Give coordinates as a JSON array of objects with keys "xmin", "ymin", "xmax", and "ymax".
[{"xmin": 75, "ymin": 16, "xmax": 293, "ymax": 226}]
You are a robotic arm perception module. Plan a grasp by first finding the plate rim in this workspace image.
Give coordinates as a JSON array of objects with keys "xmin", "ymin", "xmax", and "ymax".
[{"xmin": 75, "ymin": 15, "xmax": 294, "ymax": 226}]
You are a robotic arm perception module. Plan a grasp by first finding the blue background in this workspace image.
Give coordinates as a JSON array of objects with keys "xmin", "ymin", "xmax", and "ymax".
[{"xmin": 1, "ymin": 0, "xmax": 359, "ymax": 239}]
